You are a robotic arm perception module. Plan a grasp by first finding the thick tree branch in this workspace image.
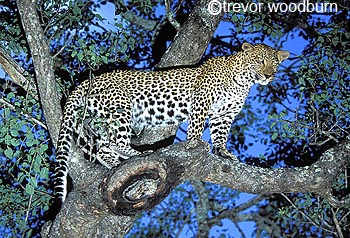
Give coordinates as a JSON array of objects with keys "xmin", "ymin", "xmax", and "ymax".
[
  {"xmin": 102, "ymin": 137, "xmax": 350, "ymax": 214},
  {"xmin": 45, "ymin": 124, "xmax": 349, "ymax": 237},
  {"xmin": 41, "ymin": 150, "xmax": 136, "ymax": 238},
  {"xmin": 16, "ymin": 0, "xmax": 61, "ymax": 146},
  {"xmin": 157, "ymin": 0, "xmax": 223, "ymax": 68}
]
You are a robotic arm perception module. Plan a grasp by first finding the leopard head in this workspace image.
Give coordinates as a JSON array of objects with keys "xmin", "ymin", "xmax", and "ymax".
[{"xmin": 242, "ymin": 42, "xmax": 289, "ymax": 85}]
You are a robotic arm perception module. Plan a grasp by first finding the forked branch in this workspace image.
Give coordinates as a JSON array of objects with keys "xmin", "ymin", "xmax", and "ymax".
[{"xmin": 44, "ymin": 120, "xmax": 349, "ymax": 238}]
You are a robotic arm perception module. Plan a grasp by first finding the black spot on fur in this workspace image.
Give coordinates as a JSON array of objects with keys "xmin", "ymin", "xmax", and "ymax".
[
  {"xmin": 149, "ymin": 108, "xmax": 155, "ymax": 115},
  {"xmin": 168, "ymin": 110, "xmax": 174, "ymax": 117},
  {"xmin": 156, "ymin": 115, "xmax": 164, "ymax": 120},
  {"xmin": 180, "ymin": 109, "xmax": 188, "ymax": 115}
]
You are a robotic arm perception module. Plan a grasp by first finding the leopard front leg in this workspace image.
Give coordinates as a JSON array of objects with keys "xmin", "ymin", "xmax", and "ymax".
[
  {"xmin": 209, "ymin": 112, "xmax": 239, "ymax": 162},
  {"xmin": 186, "ymin": 92, "xmax": 211, "ymax": 151}
]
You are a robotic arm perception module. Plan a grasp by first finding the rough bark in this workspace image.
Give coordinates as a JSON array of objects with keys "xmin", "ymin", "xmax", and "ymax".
[
  {"xmin": 43, "ymin": 129, "xmax": 350, "ymax": 237},
  {"xmin": 41, "ymin": 150, "xmax": 136, "ymax": 238},
  {"xmin": 102, "ymin": 137, "xmax": 350, "ymax": 212},
  {"xmin": 16, "ymin": 0, "xmax": 61, "ymax": 146},
  {"xmin": 156, "ymin": 0, "xmax": 223, "ymax": 68}
]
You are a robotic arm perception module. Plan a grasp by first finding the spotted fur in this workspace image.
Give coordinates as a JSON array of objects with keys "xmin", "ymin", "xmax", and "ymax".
[{"xmin": 54, "ymin": 43, "xmax": 289, "ymax": 201}]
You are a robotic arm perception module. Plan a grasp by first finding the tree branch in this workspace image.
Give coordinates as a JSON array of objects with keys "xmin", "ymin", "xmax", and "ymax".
[
  {"xmin": 45, "ymin": 123, "xmax": 349, "ymax": 237},
  {"xmin": 0, "ymin": 98, "xmax": 47, "ymax": 129},
  {"xmin": 115, "ymin": 0, "xmax": 158, "ymax": 30},
  {"xmin": 102, "ymin": 137, "xmax": 350, "ymax": 215},
  {"xmin": 43, "ymin": 0, "xmax": 225, "ymax": 235},
  {"xmin": 190, "ymin": 180, "xmax": 211, "ymax": 237},
  {"xmin": 0, "ymin": 46, "xmax": 38, "ymax": 100},
  {"xmin": 16, "ymin": 0, "xmax": 62, "ymax": 146},
  {"xmin": 41, "ymin": 150, "xmax": 136, "ymax": 238},
  {"xmin": 157, "ymin": 0, "xmax": 223, "ymax": 68},
  {"xmin": 165, "ymin": 0, "xmax": 181, "ymax": 30}
]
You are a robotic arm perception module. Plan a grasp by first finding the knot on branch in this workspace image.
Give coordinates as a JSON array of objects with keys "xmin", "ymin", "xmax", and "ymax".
[{"xmin": 101, "ymin": 154, "xmax": 185, "ymax": 216}]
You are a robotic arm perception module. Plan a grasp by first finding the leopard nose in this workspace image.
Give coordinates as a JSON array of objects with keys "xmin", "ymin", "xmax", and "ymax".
[
  {"xmin": 264, "ymin": 68, "xmax": 274, "ymax": 78},
  {"xmin": 264, "ymin": 73, "xmax": 272, "ymax": 78}
]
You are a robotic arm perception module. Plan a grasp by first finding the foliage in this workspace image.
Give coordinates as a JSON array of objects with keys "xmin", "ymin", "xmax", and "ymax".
[
  {"xmin": 258, "ymin": 192, "xmax": 349, "ymax": 238},
  {"xmin": 270, "ymin": 25, "xmax": 350, "ymax": 147},
  {"xmin": 0, "ymin": 0, "xmax": 28, "ymax": 57},
  {"xmin": 0, "ymin": 87, "xmax": 53, "ymax": 237}
]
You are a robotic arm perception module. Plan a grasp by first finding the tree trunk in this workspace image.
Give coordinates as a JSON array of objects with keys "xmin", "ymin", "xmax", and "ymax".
[{"xmin": 16, "ymin": 0, "xmax": 62, "ymax": 146}]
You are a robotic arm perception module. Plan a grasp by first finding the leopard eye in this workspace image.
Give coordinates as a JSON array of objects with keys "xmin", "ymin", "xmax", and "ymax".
[{"xmin": 262, "ymin": 59, "xmax": 268, "ymax": 66}]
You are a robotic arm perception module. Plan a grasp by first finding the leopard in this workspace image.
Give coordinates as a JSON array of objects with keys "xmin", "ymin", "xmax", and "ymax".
[{"xmin": 54, "ymin": 42, "xmax": 289, "ymax": 201}]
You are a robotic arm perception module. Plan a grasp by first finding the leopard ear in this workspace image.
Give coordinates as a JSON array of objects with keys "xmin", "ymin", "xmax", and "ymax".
[
  {"xmin": 242, "ymin": 42, "xmax": 254, "ymax": 52},
  {"xmin": 277, "ymin": 50, "xmax": 289, "ymax": 63}
]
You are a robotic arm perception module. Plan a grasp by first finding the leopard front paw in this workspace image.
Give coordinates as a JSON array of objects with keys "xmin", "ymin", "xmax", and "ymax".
[{"xmin": 212, "ymin": 146, "xmax": 238, "ymax": 161}]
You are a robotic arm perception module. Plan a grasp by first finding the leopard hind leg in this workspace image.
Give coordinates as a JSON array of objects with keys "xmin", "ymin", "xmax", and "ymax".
[{"xmin": 87, "ymin": 89, "xmax": 140, "ymax": 168}]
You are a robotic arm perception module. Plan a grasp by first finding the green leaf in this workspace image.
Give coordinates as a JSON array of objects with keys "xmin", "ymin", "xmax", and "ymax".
[
  {"xmin": 40, "ymin": 167, "xmax": 49, "ymax": 179},
  {"xmin": 10, "ymin": 138, "xmax": 20, "ymax": 147},
  {"xmin": 10, "ymin": 129, "xmax": 18, "ymax": 137},
  {"xmin": 30, "ymin": 177, "xmax": 37, "ymax": 188},
  {"xmin": 43, "ymin": 204, "xmax": 50, "ymax": 211},
  {"xmin": 0, "ymin": 126, "xmax": 6, "ymax": 137},
  {"xmin": 317, "ymin": 36, "xmax": 324, "ymax": 43},
  {"xmin": 95, "ymin": 13, "xmax": 104, "ymax": 20},
  {"xmin": 279, "ymin": 111, "xmax": 286, "ymax": 118},
  {"xmin": 6, "ymin": 92, "xmax": 15, "ymax": 100},
  {"xmin": 270, "ymin": 121, "xmax": 277, "ymax": 129},
  {"xmin": 4, "ymin": 134, "xmax": 11, "ymax": 144},
  {"xmin": 25, "ymin": 184, "xmax": 34, "ymax": 195},
  {"xmin": 272, "ymin": 132, "xmax": 278, "ymax": 140},
  {"xmin": 77, "ymin": 52, "xmax": 84, "ymax": 61},
  {"xmin": 115, "ymin": 22, "xmax": 123, "ymax": 28},
  {"xmin": 283, "ymin": 123, "xmax": 290, "ymax": 132},
  {"xmin": 101, "ymin": 55, "xmax": 108, "ymax": 64},
  {"xmin": 4, "ymin": 148, "xmax": 13, "ymax": 158},
  {"xmin": 231, "ymin": 14, "xmax": 238, "ymax": 22},
  {"xmin": 332, "ymin": 71, "xmax": 338, "ymax": 80},
  {"xmin": 72, "ymin": 4, "xmax": 81, "ymax": 15},
  {"xmin": 128, "ymin": 37, "xmax": 135, "ymax": 50},
  {"xmin": 120, "ymin": 43, "xmax": 127, "ymax": 53},
  {"xmin": 39, "ymin": 143, "xmax": 49, "ymax": 153},
  {"xmin": 33, "ymin": 157, "xmax": 41, "ymax": 174}
]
